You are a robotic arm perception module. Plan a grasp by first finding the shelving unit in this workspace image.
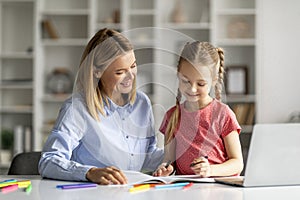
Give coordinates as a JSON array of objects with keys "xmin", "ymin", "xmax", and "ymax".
[
  {"xmin": 0, "ymin": 0, "xmax": 36, "ymax": 171},
  {"xmin": 211, "ymin": 0, "xmax": 256, "ymax": 128},
  {"xmin": 211, "ymin": 0, "xmax": 256, "ymax": 174},
  {"xmin": 0, "ymin": 0, "xmax": 256, "ymax": 172},
  {"xmin": 36, "ymin": 0, "xmax": 93, "ymax": 147}
]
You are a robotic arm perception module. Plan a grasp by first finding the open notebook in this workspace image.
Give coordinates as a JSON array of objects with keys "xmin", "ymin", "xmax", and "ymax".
[
  {"xmin": 124, "ymin": 170, "xmax": 215, "ymax": 185},
  {"xmin": 215, "ymin": 123, "xmax": 300, "ymax": 187}
]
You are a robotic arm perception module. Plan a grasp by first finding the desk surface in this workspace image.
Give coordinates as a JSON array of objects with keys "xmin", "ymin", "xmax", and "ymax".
[{"xmin": 1, "ymin": 175, "xmax": 300, "ymax": 200}]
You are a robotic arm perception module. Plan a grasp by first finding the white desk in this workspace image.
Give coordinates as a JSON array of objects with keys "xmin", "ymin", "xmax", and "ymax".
[{"xmin": 1, "ymin": 175, "xmax": 300, "ymax": 200}]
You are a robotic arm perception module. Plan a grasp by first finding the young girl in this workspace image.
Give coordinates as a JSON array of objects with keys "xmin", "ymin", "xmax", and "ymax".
[{"xmin": 153, "ymin": 41, "xmax": 243, "ymax": 177}]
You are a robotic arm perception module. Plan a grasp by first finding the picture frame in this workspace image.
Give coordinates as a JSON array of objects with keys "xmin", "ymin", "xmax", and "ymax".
[{"xmin": 225, "ymin": 66, "xmax": 248, "ymax": 95}]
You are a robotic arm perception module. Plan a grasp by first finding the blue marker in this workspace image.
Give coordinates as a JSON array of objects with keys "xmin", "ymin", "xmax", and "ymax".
[
  {"xmin": 0, "ymin": 179, "xmax": 17, "ymax": 184},
  {"xmin": 155, "ymin": 182, "xmax": 190, "ymax": 189}
]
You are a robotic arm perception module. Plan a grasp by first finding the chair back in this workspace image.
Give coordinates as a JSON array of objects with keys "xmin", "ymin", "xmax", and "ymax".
[{"xmin": 8, "ymin": 151, "xmax": 41, "ymax": 175}]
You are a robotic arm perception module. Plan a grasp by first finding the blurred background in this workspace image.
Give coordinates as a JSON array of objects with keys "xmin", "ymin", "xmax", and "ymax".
[{"xmin": 0, "ymin": 0, "xmax": 299, "ymax": 174}]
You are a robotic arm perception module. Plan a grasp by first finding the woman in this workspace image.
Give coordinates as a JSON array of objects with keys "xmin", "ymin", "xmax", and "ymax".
[{"xmin": 39, "ymin": 28, "xmax": 163, "ymax": 185}]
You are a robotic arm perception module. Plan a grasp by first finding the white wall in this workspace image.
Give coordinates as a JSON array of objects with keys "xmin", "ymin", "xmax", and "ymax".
[{"xmin": 256, "ymin": 0, "xmax": 300, "ymax": 123}]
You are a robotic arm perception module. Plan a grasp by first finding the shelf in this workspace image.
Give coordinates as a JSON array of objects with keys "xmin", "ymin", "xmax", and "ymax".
[
  {"xmin": 41, "ymin": 9, "xmax": 90, "ymax": 16},
  {"xmin": 226, "ymin": 94, "xmax": 256, "ymax": 103},
  {"xmin": 132, "ymin": 40, "xmax": 155, "ymax": 48},
  {"xmin": 216, "ymin": 39, "xmax": 256, "ymax": 46},
  {"xmin": 0, "ymin": 81, "xmax": 33, "ymax": 89},
  {"xmin": 0, "ymin": 52, "xmax": 33, "ymax": 59},
  {"xmin": 42, "ymin": 94, "xmax": 71, "ymax": 103},
  {"xmin": 0, "ymin": 0, "xmax": 34, "ymax": 2},
  {"xmin": 216, "ymin": 8, "xmax": 256, "ymax": 15},
  {"xmin": 162, "ymin": 22, "xmax": 211, "ymax": 30},
  {"xmin": 42, "ymin": 39, "xmax": 88, "ymax": 46},
  {"xmin": 96, "ymin": 23, "xmax": 122, "ymax": 30},
  {"xmin": 128, "ymin": 9, "xmax": 156, "ymax": 15},
  {"xmin": 0, "ymin": 105, "xmax": 33, "ymax": 114}
]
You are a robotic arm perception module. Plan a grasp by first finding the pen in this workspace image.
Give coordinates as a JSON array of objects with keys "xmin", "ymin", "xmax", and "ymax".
[
  {"xmin": 56, "ymin": 183, "xmax": 98, "ymax": 190},
  {"xmin": 165, "ymin": 160, "xmax": 172, "ymax": 168},
  {"xmin": 154, "ymin": 182, "xmax": 190, "ymax": 189},
  {"xmin": 190, "ymin": 156, "xmax": 208, "ymax": 167}
]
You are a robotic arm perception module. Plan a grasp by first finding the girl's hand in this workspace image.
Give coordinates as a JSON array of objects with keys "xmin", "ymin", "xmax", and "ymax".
[
  {"xmin": 153, "ymin": 162, "xmax": 174, "ymax": 177},
  {"xmin": 86, "ymin": 166, "xmax": 128, "ymax": 185},
  {"xmin": 190, "ymin": 157, "xmax": 211, "ymax": 177}
]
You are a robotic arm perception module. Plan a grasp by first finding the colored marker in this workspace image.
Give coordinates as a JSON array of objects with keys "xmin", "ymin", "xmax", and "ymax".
[
  {"xmin": 1, "ymin": 184, "xmax": 18, "ymax": 194},
  {"xmin": 0, "ymin": 179, "xmax": 31, "ymax": 189},
  {"xmin": 154, "ymin": 182, "xmax": 190, "ymax": 189},
  {"xmin": 165, "ymin": 160, "xmax": 172, "ymax": 168},
  {"xmin": 25, "ymin": 184, "xmax": 32, "ymax": 193},
  {"xmin": 129, "ymin": 184, "xmax": 151, "ymax": 193},
  {"xmin": 18, "ymin": 180, "xmax": 31, "ymax": 188},
  {"xmin": 56, "ymin": 183, "xmax": 97, "ymax": 190},
  {"xmin": 2, "ymin": 179, "xmax": 17, "ymax": 183},
  {"xmin": 182, "ymin": 182, "xmax": 193, "ymax": 190},
  {"xmin": 190, "ymin": 156, "xmax": 208, "ymax": 167}
]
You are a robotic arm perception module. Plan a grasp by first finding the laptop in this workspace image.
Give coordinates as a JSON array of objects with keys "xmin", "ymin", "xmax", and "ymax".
[{"xmin": 215, "ymin": 123, "xmax": 300, "ymax": 187}]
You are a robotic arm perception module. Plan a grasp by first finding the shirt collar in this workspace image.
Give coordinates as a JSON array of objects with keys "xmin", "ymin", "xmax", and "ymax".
[{"xmin": 104, "ymin": 96, "xmax": 134, "ymax": 116}]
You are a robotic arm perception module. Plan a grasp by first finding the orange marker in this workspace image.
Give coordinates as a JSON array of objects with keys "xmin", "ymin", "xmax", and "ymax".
[{"xmin": 182, "ymin": 182, "xmax": 193, "ymax": 190}]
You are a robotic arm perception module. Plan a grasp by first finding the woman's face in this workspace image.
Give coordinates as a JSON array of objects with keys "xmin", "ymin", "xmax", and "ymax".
[
  {"xmin": 178, "ymin": 60, "xmax": 212, "ymax": 103},
  {"xmin": 101, "ymin": 51, "xmax": 137, "ymax": 98}
]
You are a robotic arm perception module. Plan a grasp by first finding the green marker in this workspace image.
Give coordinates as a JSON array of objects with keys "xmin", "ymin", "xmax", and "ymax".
[{"xmin": 25, "ymin": 184, "xmax": 32, "ymax": 193}]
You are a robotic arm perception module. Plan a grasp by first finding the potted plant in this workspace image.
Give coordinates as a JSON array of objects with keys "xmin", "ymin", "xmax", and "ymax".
[{"xmin": 0, "ymin": 129, "xmax": 14, "ymax": 164}]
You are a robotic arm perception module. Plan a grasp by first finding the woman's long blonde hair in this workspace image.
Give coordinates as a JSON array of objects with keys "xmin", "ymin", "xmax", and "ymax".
[
  {"xmin": 165, "ymin": 41, "xmax": 225, "ymax": 144},
  {"xmin": 76, "ymin": 28, "xmax": 136, "ymax": 121}
]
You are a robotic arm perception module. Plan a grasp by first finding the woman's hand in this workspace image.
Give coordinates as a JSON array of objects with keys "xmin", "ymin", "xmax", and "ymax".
[
  {"xmin": 86, "ymin": 166, "xmax": 128, "ymax": 185},
  {"xmin": 153, "ymin": 162, "xmax": 174, "ymax": 177},
  {"xmin": 190, "ymin": 157, "xmax": 211, "ymax": 177}
]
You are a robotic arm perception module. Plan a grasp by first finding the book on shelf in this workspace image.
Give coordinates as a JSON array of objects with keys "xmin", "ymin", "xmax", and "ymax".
[
  {"xmin": 232, "ymin": 103, "xmax": 255, "ymax": 125},
  {"xmin": 245, "ymin": 103, "xmax": 255, "ymax": 125},
  {"xmin": 42, "ymin": 19, "xmax": 59, "ymax": 39},
  {"xmin": 124, "ymin": 170, "xmax": 215, "ymax": 185}
]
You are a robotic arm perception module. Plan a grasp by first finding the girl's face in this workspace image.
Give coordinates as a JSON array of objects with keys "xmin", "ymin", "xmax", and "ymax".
[
  {"xmin": 101, "ymin": 51, "xmax": 137, "ymax": 98},
  {"xmin": 178, "ymin": 60, "xmax": 212, "ymax": 103}
]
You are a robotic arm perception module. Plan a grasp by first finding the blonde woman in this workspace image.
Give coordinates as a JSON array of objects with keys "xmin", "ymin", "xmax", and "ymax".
[{"xmin": 39, "ymin": 28, "xmax": 163, "ymax": 185}]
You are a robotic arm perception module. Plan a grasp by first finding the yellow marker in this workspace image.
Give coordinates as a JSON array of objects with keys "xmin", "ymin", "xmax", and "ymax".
[
  {"xmin": 0, "ymin": 180, "xmax": 31, "ymax": 188},
  {"xmin": 17, "ymin": 180, "xmax": 31, "ymax": 188},
  {"xmin": 0, "ymin": 182, "xmax": 14, "ymax": 188},
  {"xmin": 129, "ymin": 184, "xmax": 151, "ymax": 193}
]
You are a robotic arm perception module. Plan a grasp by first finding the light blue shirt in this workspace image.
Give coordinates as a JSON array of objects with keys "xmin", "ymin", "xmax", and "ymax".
[{"xmin": 39, "ymin": 91, "xmax": 163, "ymax": 181}]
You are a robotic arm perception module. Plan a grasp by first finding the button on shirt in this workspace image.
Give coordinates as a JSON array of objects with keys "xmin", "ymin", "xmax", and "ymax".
[{"xmin": 39, "ymin": 91, "xmax": 163, "ymax": 181}]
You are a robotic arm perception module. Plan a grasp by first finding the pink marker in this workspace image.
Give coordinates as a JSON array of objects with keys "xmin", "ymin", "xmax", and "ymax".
[{"xmin": 1, "ymin": 184, "xmax": 18, "ymax": 194}]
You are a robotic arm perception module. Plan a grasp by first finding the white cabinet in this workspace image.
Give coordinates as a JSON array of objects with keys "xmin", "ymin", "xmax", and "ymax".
[
  {"xmin": 0, "ymin": 0, "xmax": 36, "ymax": 169},
  {"xmin": 0, "ymin": 0, "xmax": 257, "ymax": 169},
  {"xmin": 211, "ymin": 0, "xmax": 256, "ymax": 133},
  {"xmin": 36, "ymin": 0, "xmax": 93, "ymax": 149}
]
